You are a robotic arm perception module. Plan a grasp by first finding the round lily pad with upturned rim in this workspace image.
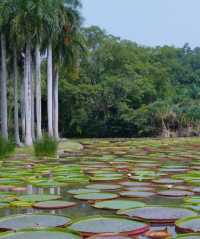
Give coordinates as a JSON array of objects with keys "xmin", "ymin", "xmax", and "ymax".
[
  {"xmin": 67, "ymin": 189, "xmax": 100, "ymax": 195},
  {"xmin": 68, "ymin": 216, "xmax": 149, "ymax": 237},
  {"xmin": 0, "ymin": 214, "xmax": 71, "ymax": 231},
  {"xmin": 74, "ymin": 193, "xmax": 118, "ymax": 201},
  {"xmin": 17, "ymin": 194, "xmax": 61, "ymax": 203},
  {"xmin": 86, "ymin": 184, "xmax": 121, "ymax": 190},
  {"xmin": 93, "ymin": 200, "xmax": 146, "ymax": 210},
  {"xmin": 119, "ymin": 191, "xmax": 155, "ymax": 198},
  {"xmin": 33, "ymin": 200, "xmax": 76, "ymax": 209},
  {"xmin": 0, "ymin": 230, "xmax": 81, "ymax": 239},
  {"xmin": 158, "ymin": 190, "xmax": 194, "ymax": 197},
  {"xmin": 175, "ymin": 233, "xmax": 200, "ymax": 238},
  {"xmin": 152, "ymin": 178, "xmax": 184, "ymax": 185},
  {"xmin": 87, "ymin": 233, "xmax": 133, "ymax": 239},
  {"xmin": 175, "ymin": 216, "xmax": 200, "ymax": 233},
  {"xmin": 117, "ymin": 207, "xmax": 197, "ymax": 224},
  {"xmin": 119, "ymin": 182, "xmax": 152, "ymax": 187}
]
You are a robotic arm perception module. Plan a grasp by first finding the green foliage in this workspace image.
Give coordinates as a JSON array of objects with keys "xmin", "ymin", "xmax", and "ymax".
[
  {"xmin": 0, "ymin": 136, "xmax": 15, "ymax": 159},
  {"xmin": 34, "ymin": 135, "xmax": 58, "ymax": 158},
  {"xmin": 56, "ymin": 26, "xmax": 200, "ymax": 138}
]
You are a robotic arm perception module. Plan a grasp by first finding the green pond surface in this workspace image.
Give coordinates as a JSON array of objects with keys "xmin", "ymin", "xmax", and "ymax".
[{"xmin": 0, "ymin": 138, "xmax": 200, "ymax": 238}]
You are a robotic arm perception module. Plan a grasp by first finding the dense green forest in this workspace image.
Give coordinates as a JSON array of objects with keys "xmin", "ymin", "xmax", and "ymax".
[{"xmin": 58, "ymin": 26, "xmax": 200, "ymax": 138}]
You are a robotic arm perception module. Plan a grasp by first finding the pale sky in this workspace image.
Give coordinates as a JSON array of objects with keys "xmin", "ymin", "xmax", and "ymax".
[{"xmin": 82, "ymin": 0, "xmax": 200, "ymax": 48}]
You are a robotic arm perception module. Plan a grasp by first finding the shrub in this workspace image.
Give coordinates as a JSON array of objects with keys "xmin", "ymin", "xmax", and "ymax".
[
  {"xmin": 34, "ymin": 134, "xmax": 58, "ymax": 157},
  {"xmin": 0, "ymin": 136, "xmax": 15, "ymax": 159}
]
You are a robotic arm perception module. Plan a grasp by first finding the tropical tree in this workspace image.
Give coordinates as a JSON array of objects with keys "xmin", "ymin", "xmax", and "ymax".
[{"xmin": 0, "ymin": 2, "xmax": 9, "ymax": 140}]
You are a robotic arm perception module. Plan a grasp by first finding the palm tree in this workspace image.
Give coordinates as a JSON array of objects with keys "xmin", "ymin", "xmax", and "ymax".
[
  {"xmin": 0, "ymin": 33, "xmax": 8, "ymax": 140},
  {"xmin": 52, "ymin": 0, "xmax": 82, "ymax": 139},
  {"xmin": 13, "ymin": 46, "xmax": 21, "ymax": 145},
  {"xmin": 0, "ymin": 1, "xmax": 9, "ymax": 140}
]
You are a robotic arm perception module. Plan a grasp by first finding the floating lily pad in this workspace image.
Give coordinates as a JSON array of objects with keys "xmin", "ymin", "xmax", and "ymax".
[
  {"xmin": 74, "ymin": 193, "xmax": 118, "ymax": 201},
  {"xmin": 125, "ymin": 187, "xmax": 155, "ymax": 192},
  {"xmin": 93, "ymin": 200, "xmax": 146, "ymax": 210},
  {"xmin": 17, "ymin": 194, "xmax": 61, "ymax": 203},
  {"xmin": 0, "ymin": 230, "xmax": 81, "ymax": 239},
  {"xmin": 0, "ymin": 214, "xmax": 71, "ymax": 230},
  {"xmin": 68, "ymin": 189, "xmax": 100, "ymax": 195},
  {"xmin": 90, "ymin": 176, "xmax": 124, "ymax": 182},
  {"xmin": 153, "ymin": 178, "xmax": 184, "ymax": 184},
  {"xmin": 158, "ymin": 190, "xmax": 194, "ymax": 197},
  {"xmin": 119, "ymin": 191, "xmax": 155, "ymax": 198},
  {"xmin": 68, "ymin": 216, "xmax": 149, "ymax": 236},
  {"xmin": 118, "ymin": 207, "xmax": 196, "ymax": 223},
  {"xmin": 176, "ymin": 216, "xmax": 200, "ymax": 233},
  {"xmin": 10, "ymin": 201, "xmax": 32, "ymax": 208},
  {"xmin": 86, "ymin": 184, "xmax": 121, "ymax": 190},
  {"xmin": 33, "ymin": 200, "xmax": 76, "ymax": 209},
  {"xmin": 87, "ymin": 234, "xmax": 133, "ymax": 239},
  {"xmin": 175, "ymin": 233, "xmax": 200, "ymax": 238},
  {"xmin": 184, "ymin": 197, "xmax": 200, "ymax": 205},
  {"xmin": 119, "ymin": 181, "xmax": 152, "ymax": 187},
  {"xmin": 192, "ymin": 187, "xmax": 200, "ymax": 193}
]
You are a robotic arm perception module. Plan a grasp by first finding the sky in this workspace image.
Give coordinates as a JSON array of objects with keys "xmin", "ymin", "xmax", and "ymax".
[{"xmin": 82, "ymin": 0, "xmax": 200, "ymax": 48}]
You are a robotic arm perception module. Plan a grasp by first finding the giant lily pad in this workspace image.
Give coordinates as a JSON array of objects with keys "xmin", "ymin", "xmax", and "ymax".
[
  {"xmin": 158, "ymin": 190, "xmax": 194, "ymax": 197},
  {"xmin": 175, "ymin": 233, "xmax": 200, "ymax": 238},
  {"xmin": 0, "ymin": 230, "xmax": 81, "ymax": 239},
  {"xmin": 33, "ymin": 200, "xmax": 77, "ymax": 209},
  {"xmin": 68, "ymin": 189, "xmax": 100, "ymax": 195},
  {"xmin": 87, "ymin": 234, "xmax": 133, "ymax": 239},
  {"xmin": 68, "ymin": 216, "xmax": 149, "ymax": 236},
  {"xmin": 176, "ymin": 216, "xmax": 200, "ymax": 233},
  {"xmin": 119, "ymin": 191, "xmax": 155, "ymax": 198},
  {"xmin": 153, "ymin": 178, "xmax": 184, "ymax": 185},
  {"xmin": 119, "ymin": 182, "xmax": 152, "ymax": 187},
  {"xmin": 118, "ymin": 207, "xmax": 196, "ymax": 223},
  {"xmin": 93, "ymin": 200, "xmax": 146, "ymax": 210},
  {"xmin": 74, "ymin": 193, "xmax": 118, "ymax": 201},
  {"xmin": 17, "ymin": 194, "xmax": 61, "ymax": 203},
  {"xmin": 86, "ymin": 184, "xmax": 121, "ymax": 190},
  {"xmin": 0, "ymin": 214, "xmax": 71, "ymax": 230}
]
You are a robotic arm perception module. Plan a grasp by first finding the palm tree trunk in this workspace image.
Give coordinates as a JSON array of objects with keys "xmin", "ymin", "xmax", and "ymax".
[
  {"xmin": 35, "ymin": 42, "xmax": 42, "ymax": 139},
  {"xmin": 47, "ymin": 41, "xmax": 53, "ymax": 137},
  {"xmin": 30, "ymin": 58, "xmax": 35, "ymax": 141},
  {"xmin": 13, "ymin": 46, "xmax": 21, "ymax": 145},
  {"xmin": 53, "ymin": 66, "xmax": 59, "ymax": 139},
  {"xmin": 21, "ymin": 69, "xmax": 26, "ymax": 142},
  {"xmin": 0, "ymin": 33, "xmax": 8, "ymax": 140},
  {"xmin": 25, "ymin": 40, "xmax": 33, "ymax": 146}
]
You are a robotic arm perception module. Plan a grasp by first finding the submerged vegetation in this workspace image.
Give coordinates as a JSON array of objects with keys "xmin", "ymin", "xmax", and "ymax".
[{"xmin": 33, "ymin": 135, "xmax": 58, "ymax": 157}]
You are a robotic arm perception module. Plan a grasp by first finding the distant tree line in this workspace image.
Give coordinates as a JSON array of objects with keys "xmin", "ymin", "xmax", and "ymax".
[{"xmin": 59, "ymin": 26, "xmax": 200, "ymax": 138}]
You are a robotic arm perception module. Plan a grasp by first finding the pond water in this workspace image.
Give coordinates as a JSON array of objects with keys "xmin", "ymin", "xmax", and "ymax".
[{"xmin": 0, "ymin": 138, "xmax": 200, "ymax": 238}]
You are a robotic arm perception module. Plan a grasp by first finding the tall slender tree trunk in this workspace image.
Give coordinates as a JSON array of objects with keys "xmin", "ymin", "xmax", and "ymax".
[
  {"xmin": 35, "ymin": 43, "xmax": 42, "ymax": 139},
  {"xmin": 53, "ymin": 66, "xmax": 59, "ymax": 139},
  {"xmin": 13, "ymin": 46, "xmax": 21, "ymax": 145},
  {"xmin": 21, "ymin": 68, "xmax": 26, "ymax": 142},
  {"xmin": 0, "ymin": 34, "xmax": 8, "ymax": 140},
  {"xmin": 47, "ymin": 41, "xmax": 53, "ymax": 137},
  {"xmin": 30, "ymin": 58, "xmax": 35, "ymax": 141},
  {"xmin": 25, "ymin": 40, "xmax": 32, "ymax": 146}
]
